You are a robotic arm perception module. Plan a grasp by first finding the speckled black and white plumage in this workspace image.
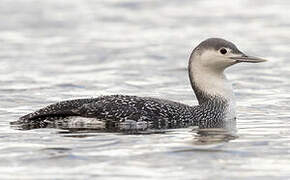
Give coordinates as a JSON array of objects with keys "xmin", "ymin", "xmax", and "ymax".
[
  {"xmin": 16, "ymin": 94, "xmax": 230, "ymax": 130},
  {"xmin": 18, "ymin": 95, "xmax": 197, "ymax": 128},
  {"xmin": 14, "ymin": 37, "xmax": 265, "ymax": 131}
]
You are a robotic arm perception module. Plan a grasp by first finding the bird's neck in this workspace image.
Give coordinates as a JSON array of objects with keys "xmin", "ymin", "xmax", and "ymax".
[{"xmin": 188, "ymin": 61, "xmax": 236, "ymax": 119}]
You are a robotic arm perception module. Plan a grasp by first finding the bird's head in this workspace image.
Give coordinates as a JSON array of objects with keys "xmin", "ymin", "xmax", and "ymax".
[{"xmin": 190, "ymin": 38, "xmax": 267, "ymax": 72}]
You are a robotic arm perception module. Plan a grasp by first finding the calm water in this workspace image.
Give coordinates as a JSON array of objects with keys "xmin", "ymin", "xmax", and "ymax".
[{"xmin": 1, "ymin": 0, "xmax": 290, "ymax": 179}]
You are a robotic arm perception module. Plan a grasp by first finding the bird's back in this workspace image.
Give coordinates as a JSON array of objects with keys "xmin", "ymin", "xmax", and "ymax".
[{"xmin": 16, "ymin": 95, "xmax": 197, "ymax": 130}]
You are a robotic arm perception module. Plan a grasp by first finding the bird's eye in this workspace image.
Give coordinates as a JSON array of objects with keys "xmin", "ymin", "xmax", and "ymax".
[{"xmin": 220, "ymin": 48, "xmax": 227, "ymax": 55}]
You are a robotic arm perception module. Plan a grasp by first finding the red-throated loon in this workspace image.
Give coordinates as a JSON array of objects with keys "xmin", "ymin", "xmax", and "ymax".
[{"xmin": 14, "ymin": 38, "xmax": 266, "ymax": 130}]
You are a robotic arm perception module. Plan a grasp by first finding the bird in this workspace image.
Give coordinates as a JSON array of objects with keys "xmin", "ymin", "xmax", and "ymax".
[{"xmin": 14, "ymin": 38, "xmax": 266, "ymax": 131}]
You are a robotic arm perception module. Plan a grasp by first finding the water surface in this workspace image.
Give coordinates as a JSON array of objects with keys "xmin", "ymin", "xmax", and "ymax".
[{"xmin": 0, "ymin": 0, "xmax": 290, "ymax": 179}]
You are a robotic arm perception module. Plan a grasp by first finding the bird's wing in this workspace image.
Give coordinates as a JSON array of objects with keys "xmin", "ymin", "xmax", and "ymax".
[{"xmin": 18, "ymin": 98, "xmax": 97, "ymax": 121}]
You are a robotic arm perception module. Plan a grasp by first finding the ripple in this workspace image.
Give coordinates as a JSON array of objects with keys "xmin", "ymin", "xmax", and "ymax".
[{"xmin": 1, "ymin": 0, "xmax": 290, "ymax": 179}]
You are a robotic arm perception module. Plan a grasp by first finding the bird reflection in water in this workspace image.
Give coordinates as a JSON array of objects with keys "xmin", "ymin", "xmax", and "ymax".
[{"xmin": 192, "ymin": 118, "xmax": 237, "ymax": 145}]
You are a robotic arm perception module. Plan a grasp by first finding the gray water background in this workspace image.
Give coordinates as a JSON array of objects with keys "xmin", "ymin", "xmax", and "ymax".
[{"xmin": 0, "ymin": 0, "xmax": 290, "ymax": 179}]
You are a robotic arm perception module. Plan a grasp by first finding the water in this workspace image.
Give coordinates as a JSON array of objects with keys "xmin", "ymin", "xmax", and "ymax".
[{"xmin": 1, "ymin": 0, "xmax": 290, "ymax": 179}]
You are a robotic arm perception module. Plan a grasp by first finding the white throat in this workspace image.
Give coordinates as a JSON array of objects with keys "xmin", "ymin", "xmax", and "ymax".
[{"xmin": 190, "ymin": 65, "xmax": 234, "ymax": 99}]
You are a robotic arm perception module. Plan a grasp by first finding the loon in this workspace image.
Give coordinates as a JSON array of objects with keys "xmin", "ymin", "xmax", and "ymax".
[{"xmin": 15, "ymin": 38, "xmax": 266, "ymax": 130}]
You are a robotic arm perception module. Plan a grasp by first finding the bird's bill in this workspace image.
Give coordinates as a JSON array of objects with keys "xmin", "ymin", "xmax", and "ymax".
[{"xmin": 230, "ymin": 54, "xmax": 267, "ymax": 63}]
